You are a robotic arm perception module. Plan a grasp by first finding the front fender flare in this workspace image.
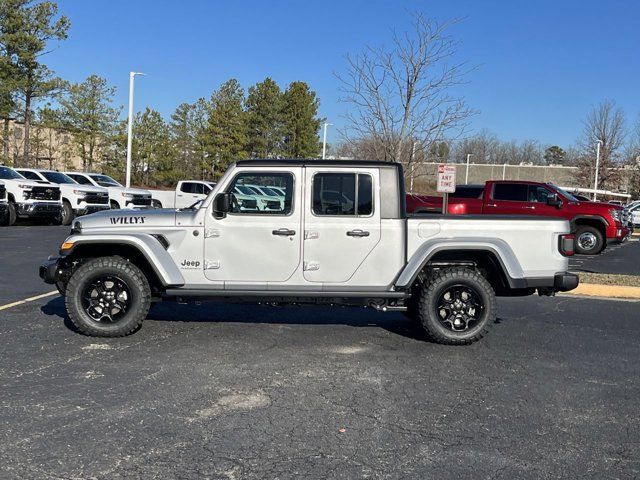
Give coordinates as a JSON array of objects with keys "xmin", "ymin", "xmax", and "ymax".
[
  {"xmin": 394, "ymin": 238, "xmax": 525, "ymax": 289},
  {"xmin": 61, "ymin": 233, "xmax": 185, "ymax": 287}
]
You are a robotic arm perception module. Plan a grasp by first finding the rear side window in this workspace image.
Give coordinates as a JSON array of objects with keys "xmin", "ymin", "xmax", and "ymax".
[
  {"xmin": 453, "ymin": 186, "xmax": 483, "ymax": 199},
  {"xmin": 493, "ymin": 183, "xmax": 528, "ymax": 202},
  {"xmin": 180, "ymin": 182, "xmax": 204, "ymax": 194},
  {"xmin": 312, "ymin": 173, "xmax": 373, "ymax": 216}
]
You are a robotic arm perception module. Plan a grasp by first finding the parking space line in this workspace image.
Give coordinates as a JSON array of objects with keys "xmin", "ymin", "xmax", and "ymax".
[{"xmin": 0, "ymin": 291, "xmax": 58, "ymax": 312}]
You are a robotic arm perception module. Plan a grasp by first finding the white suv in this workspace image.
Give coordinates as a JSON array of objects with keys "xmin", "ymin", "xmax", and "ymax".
[
  {"xmin": 0, "ymin": 165, "xmax": 62, "ymax": 226},
  {"xmin": 16, "ymin": 169, "xmax": 110, "ymax": 225},
  {"xmin": 65, "ymin": 172, "xmax": 152, "ymax": 210}
]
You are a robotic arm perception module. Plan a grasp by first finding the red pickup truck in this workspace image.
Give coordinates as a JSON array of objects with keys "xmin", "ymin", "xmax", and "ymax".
[{"xmin": 406, "ymin": 180, "xmax": 630, "ymax": 255}]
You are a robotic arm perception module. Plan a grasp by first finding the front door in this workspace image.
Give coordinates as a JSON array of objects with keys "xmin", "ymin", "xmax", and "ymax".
[
  {"xmin": 203, "ymin": 168, "xmax": 302, "ymax": 285},
  {"xmin": 303, "ymin": 167, "xmax": 381, "ymax": 283}
]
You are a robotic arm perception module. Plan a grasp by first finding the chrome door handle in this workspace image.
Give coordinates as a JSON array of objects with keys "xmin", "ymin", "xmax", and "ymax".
[
  {"xmin": 272, "ymin": 228, "xmax": 296, "ymax": 236},
  {"xmin": 523, "ymin": 205, "xmax": 536, "ymax": 210},
  {"xmin": 486, "ymin": 203, "xmax": 497, "ymax": 207},
  {"xmin": 346, "ymin": 229, "xmax": 370, "ymax": 237}
]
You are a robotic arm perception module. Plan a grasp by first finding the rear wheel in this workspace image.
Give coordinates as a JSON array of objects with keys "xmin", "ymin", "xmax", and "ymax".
[
  {"xmin": 61, "ymin": 200, "xmax": 74, "ymax": 226},
  {"xmin": 574, "ymin": 226, "xmax": 604, "ymax": 255},
  {"xmin": 416, "ymin": 268, "xmax": 496, "ymax": 345},
  {"xmin": 65, "ymin": 256, "xmax": 151, "ymax": 337}
]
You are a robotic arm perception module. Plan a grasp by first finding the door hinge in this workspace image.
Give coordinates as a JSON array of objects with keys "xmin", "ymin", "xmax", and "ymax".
[
  {"xmin": 205, "ymin": 228, "xmax": 220, "ymax": 238},
  {"xmin": 304, "ymin": 230, "xmax": 319, "ymax": 240},
  {"xmin": 205, "ymin": 260, "xmax": 220, "ymax": 270},
  {"xmin": 303, "ymin": 261, "xmax": 319, "ymax": 271}
]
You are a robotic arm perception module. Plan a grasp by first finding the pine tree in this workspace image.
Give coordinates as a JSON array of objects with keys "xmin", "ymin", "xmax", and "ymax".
[
  {"xmin": 246, "ymin": 77, "xmax": 283, "ymax": 158},
  {"xmin": 57, "ymin": 74, "xmax": 120, "ymax": 171},
  {"xmin": 0, "ymin": 0, "xmax": 70, "ymax": 166},
  {"xmin": 205, "ymin": 79, "xmax": 247, "ymax": 178},
  {"xmin": 132, "ymin": 108, "xmax": 174, "ymax": 186},
  {"xmin": 282, "ymin": 81, "xmax": 321, "ymax": 158}
]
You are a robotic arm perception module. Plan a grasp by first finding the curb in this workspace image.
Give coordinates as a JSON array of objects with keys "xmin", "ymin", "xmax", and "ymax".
[{"xmin": 564, "ymin": 283, "xmax": 640, "ymax": 300}]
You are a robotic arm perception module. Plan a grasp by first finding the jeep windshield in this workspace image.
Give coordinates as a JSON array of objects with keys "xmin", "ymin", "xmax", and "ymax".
[
  {"xmin": 89, "ymin": 174, "xmax": 122, "ymax": 187},
  {"xmin": 0, "ymin": 166, "xmax": 25, "ymax": 180},
  {"xmin": 41, "ymin": 171, "xmax": 77, "ymax": 184}
]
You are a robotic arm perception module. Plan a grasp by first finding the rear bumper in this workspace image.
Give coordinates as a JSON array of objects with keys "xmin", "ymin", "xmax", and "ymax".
[
  {"xmin": 553, "ymin": 272, "xmax": 580, "ymax": 292},
  {"xmin": 523, "ymin": 271, "xmax": 579, "ymax": 295},
  {"xmin": 17, "ymin": 202, "xmax": 62, "ymax": 218}
]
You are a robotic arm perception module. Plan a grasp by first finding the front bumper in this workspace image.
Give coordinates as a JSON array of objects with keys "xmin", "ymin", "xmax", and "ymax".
[
  {"xmin": 17, "ymin": 202, "xmax": 62, "ymax": 218},
  {"xmin": 39, "ymin": 256, "xmax": 60, "ymax": 284},
  {"xmin": 606, "ymin": 225, "xmax": 631, "ymax": 244},
  {"xmin": 74, "ymin": 204, "xmax": 110, "ymax": 216}
]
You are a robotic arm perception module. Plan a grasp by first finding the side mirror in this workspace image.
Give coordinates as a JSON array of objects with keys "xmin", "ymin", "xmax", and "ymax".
[
  {"xmin": 213, "ymin": 192, "xmax": 231, "ymax": 215},
  {"xmin": 546, "ymin": 193, "xmax": 562, "ymax": 208}
]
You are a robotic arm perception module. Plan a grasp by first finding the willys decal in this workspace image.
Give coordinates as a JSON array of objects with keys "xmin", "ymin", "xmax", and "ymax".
[{"xmin": 110, "ymin": 216, "xmax": 146, "ymax": 225}]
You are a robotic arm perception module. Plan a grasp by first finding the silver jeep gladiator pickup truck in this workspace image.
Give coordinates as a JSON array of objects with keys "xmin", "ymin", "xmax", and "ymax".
[{"xmin": 40, "ymin": 160, "xmax": 578, "ymax": 344}]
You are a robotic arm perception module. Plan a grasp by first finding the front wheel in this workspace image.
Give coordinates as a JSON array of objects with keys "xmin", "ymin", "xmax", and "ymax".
[
  {"xmin": 6, "ymin": 201, "xmax": 17, "ymax": 226},
  {"xmin": 65, "ymin": 256, "xmax": 151, "ymax": 337},
  {"xmin": 574, "ymin": 226, "xmax": 604, "ymax": 255},
  {"xmin": 416, "ymin": 268, "xmax": 496, "ymax": 345},
  {"xmin": 61, "ymin": 200, "xmax": 74, "ymax": 225}
]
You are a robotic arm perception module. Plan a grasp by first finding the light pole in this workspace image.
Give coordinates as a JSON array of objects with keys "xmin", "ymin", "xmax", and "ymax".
[
  {"xmin": 322, "ymin": 122, "xmax": 332, "ymax": 160},
  {"xmin": 593, "ymin": 139, "xmax": 602, "ymax": 201},
  {"xmin": 126, "ymin": 72, "xmax": 145, "ymax": 188},
  {"xmin": 465, "ymin": 153, "xmax": 473, "ymax": 184}
]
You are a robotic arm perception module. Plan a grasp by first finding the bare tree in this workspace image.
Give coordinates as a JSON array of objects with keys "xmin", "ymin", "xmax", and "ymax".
[
  {"xmin": 337, "ymin": 13, "xmax": 476, "ymax": 179},
  {"xmin": 573, "ymin": 99, "xmax": 626, "ymax": 190}
]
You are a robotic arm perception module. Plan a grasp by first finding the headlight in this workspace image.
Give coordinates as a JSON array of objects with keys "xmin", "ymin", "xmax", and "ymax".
[
  {"xmin": 73, "ymin": 190, "xmax": 88, "ymax": 197},
  {"xmin": 122, "ymin": 193, "xmax": 134, "ymax": 199},
  {"xmin": 17, "ymin": 184, "xmax": 33, "ymax": 190},
  {"xmin": 609, "ymin": 209, "xmax": 621, "ymax": 222}
]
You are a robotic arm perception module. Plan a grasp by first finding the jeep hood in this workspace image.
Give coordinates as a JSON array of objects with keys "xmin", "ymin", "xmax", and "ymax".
[{"xmin": 76, "ymin": 208, "xmax": 178, "ymax": 229}]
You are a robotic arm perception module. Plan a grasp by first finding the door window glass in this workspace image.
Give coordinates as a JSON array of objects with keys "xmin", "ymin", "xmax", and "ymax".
[
  {"xmin": 180, "ymin": 182, "xmax": 197, "ymax": 193},
  {"xmin": 312, "ymin": 173, "xmax": 373, "ymax": 216},
  {"xmin": 493, "ymin": 183, "xmax": 528, "ymax": 202},
  {"xmin": 528, "ymin": 185, "xmax": 551, "ymax": 203},
  {"xmin": 227, "ymin": 173, "xmax": 293, "ymax": 215}
]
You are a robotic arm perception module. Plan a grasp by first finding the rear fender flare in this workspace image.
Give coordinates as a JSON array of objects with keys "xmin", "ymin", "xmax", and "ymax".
[{"xmin": 394, "ymin": 238, "xmax": 525, "ymax": 289}]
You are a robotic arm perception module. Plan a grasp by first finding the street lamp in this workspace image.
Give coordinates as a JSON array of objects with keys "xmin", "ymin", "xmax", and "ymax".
[
  {"xmin": 322, "ymin": 122, "xmax": 332, "ymax": 160},
  {"xmin": 593, "ymin": 139, "xmax": 602, "ymax": 201},
  {"xmin": 126, "ymin": 71, "xmax": 145, "ymax": 188},
  {"xmin": 465, "ymin": 153, "xmax": 473, "ymax": 184}
]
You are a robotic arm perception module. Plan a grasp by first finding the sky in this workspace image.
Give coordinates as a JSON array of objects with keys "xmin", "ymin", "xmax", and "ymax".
[{"xmin": 47, "ymin": 0, "xmax": 640, "ymax": 149}]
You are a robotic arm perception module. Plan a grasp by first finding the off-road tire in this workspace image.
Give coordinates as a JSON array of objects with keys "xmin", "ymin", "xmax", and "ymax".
[
  {"xmin": 574, "ymin": 225, "xmax": 604, "ymax": 255},
  {"xmin": 65, "ymin": 256, "xmax": 151, "ymax": 337},
  {"xmin": 61, "ymin": 200, "xmax": 74, "ymax": 226},
  {"xmin": 7, "ymin": 201, "xmax": 17, "ymax": 226},
  {"xmin": 417, "ymin": 267, "xmax": 496, "ymax": 345}
]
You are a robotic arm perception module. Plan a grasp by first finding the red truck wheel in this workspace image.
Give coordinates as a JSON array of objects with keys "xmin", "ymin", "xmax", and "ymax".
[{"xmin": 574, "ymin": 226, "xmax": 604, "ymax": 255}]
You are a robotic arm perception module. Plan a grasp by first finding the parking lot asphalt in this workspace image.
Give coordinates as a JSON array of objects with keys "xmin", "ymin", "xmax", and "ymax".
[
  {"xmin": 569, "ymin": 237, "xmax": 640, "ymax": 276},
  {"xmin": 0, "ymin": 225, "xmax": 69, "ymax": 305},
  {"xmin": 1, "ymin": 225, "xmax": 639, "ymax": 479}
]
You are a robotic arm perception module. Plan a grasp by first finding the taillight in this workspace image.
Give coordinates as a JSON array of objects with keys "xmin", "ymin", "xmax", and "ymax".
[{"xmin": 559, "ymin": 233, "xmax": 575, "ymax": 256}]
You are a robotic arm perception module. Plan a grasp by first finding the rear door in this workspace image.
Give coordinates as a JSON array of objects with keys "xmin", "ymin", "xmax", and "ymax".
[
  {"xmin": 485, "ymin": 183, "xmax": 529, "ymax": 214},
  {"xmin": 303, "ymin": 167, "xmax": 381, "ymax": 283}
]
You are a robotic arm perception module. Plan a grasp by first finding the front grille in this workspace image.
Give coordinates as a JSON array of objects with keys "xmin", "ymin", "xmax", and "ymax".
[
  {"xmin": 129, "ymin": 195, "xmax": 152, "ymax": 206},
  {"xmin": 84, "ymin": 193, "xmax": 109, "ymax": 205},
  {"xmin": 28, "ymin": 186, "xmax": 61, "ymax": 201}
]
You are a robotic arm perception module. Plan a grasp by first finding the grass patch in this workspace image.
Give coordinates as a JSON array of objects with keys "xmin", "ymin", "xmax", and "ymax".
[{"xmin": 572, "ymin": 272, "xmax": 640, "ymax": 287}]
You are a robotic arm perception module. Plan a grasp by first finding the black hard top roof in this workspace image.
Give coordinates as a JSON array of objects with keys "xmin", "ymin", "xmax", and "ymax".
[{"xmin": 235, "ymin": 159, "xmax": 401, "ymax": 168}]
